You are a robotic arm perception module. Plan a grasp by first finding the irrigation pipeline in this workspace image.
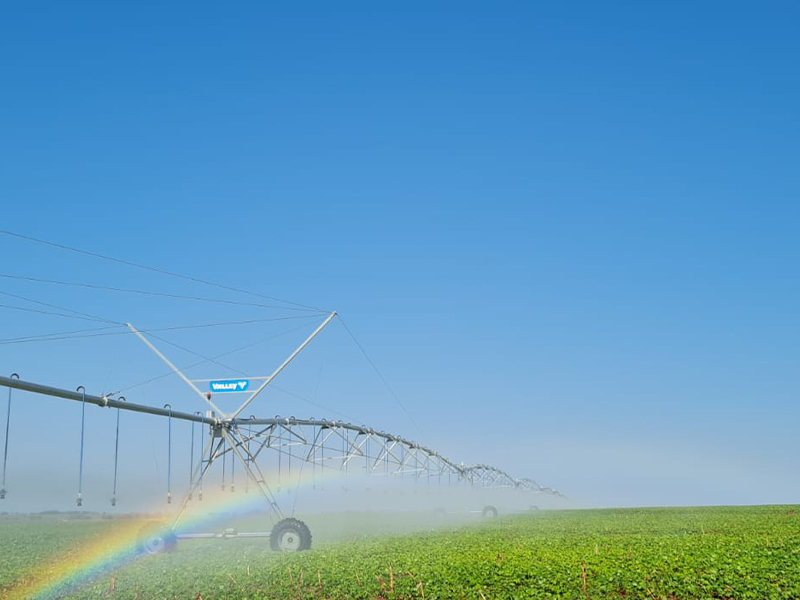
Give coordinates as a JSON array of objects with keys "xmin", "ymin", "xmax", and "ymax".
[
  {"xmin": 0, "ymin": 375, "xmax": 206, "ymax": 424},
  {"xmin": 0, "ymin": 375, "xmax": 562, "ymax": 496}
]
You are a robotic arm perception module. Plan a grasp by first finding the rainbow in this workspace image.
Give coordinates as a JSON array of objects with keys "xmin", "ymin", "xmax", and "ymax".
[{"xmin": 4, "ymin": 468, "xmax": 341, "ymax": 600}]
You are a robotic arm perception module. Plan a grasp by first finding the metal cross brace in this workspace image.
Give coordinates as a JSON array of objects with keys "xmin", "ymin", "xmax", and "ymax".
[{"xmin": 126, "ymin": 312, "xmax": 336, "ymax": 419}]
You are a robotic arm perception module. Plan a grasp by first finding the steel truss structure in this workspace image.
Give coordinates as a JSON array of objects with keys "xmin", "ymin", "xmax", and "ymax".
[
  {"xmin": 217, "ymin": 419, "xmax": 560, "ymax": 495},
  {"xmin": 0, "ymin": 311, "xmax": 562, "ymax": 551}
]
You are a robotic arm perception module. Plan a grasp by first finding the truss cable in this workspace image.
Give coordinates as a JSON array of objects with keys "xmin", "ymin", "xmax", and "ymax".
[
  {"xmin": 111, "ymin": 396, "xmax": 125, "ymax": 507},
  {"xmin": 290, "ymin": 440, "xmax": 309, "ymax": 517},
  {"xmin": 245, "ymin": 419, "xmax": 253, "ymax": 494},
  {"xmin": 1, "ymin": 373, "xmax": 19, "ymax": 499},
  {"xmin": 311, "ymin": 424, "xmax": 316, "ymax": 490},
  {"xmin": 164, "ymin": 404, "xmax": 172, "ymax": 504},
  {"xmin": 0, "ymin": 324, "xmax": 124, "ymax": 345},
  {"xmin": 271, "ymin": 356, "xmax": 361, "ymax": 422},
  {"xmin": 270, "ymin": 385, "xmax": 356, "ymax": 423},
  {"xmin": 0, "ymin": 302, "xmax": 119, "ymax": 324},
  {"xmin": 0, "ymin": 289, "xmax": 120, "ymax": 325},
  {"xmin": 221, "ymin": 438, "xmax": 226, "ymax": 491},
  {"xmin": 0, "ymin": 315, "xmax": 316, "ymax": 346},
  {"xmin": 337, "ymin": 316, "xmax": 422, "ymax": 435},
  {"xmin": 200, "ymin": 425, "xmax": 211, "ymax": 502},
  {"xmin": 146, "ymin": 332, "xmax": 249, "ymax": 377},
  {"xmin": 0, "ymin": 272, "xmax": 321, "ymax": 313},
  {"xmin": 189, "ymin": 417, "xmax": 196, "ymax": 500},
  {"xmin": 230, "ymin": 443, "xmax": 235, "ymax": 492},
  {"xmin": 76, "ymin": 386, "xmax": 87, "ymax": 507},
  {"xmin": 277, "ymin": 425, "xmax": 284, "ymax": 484},
  {"xmin": 110, "ymin": 321, "xmax": 315, "ymax": 396},
  {"xmin": 164, "ymin": 344, "xmax": 354, "ymax": 424},
  {"xmin": 147, "ymin": 328, "xmax": 358, "ymax": 421},
  {"xmin": 0, "ymin": 229, "xmax": 328, "ymax": 313}
]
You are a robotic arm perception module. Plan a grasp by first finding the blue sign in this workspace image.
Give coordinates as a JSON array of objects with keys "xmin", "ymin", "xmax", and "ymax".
[{"xmin": 209, "ymin": 379, "xmax": 250, "ymax": 393}]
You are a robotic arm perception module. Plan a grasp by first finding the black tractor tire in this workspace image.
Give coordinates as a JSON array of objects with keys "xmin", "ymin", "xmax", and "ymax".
[
  {"xmin": 270, "ymin": 517, "xmax": 312, "ymax": 552},
  {"xmin": 482, "ymin": 505, "xmax": 499, "ymax": 518},
  {"xmin": 137, "ymin": 522, "xmax": 178, "ymax": 554}
]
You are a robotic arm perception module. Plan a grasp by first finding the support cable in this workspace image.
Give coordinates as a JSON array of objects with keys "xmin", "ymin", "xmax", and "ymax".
[
  {"xmin": 245, "ymin": 417, "xmax": 254, "ymax": 494},
  {"xmin": 0, "ymin": 229, "xmax": 327, "ymax": 312},
  {"xmin": 145, "ymin": 331, "xmax": 249, "ymax": 378},
  {"xmin": 0, "ymin": 325, "xmax": 123, "ymax": 345},
  {"xmin": 271, "ymin": 385, "xmax": 355, "ymax": 422},
  {"xmin": 0, "ymin": 289, "xmax": 119, "ymax": 325},
  {"xmin": 0, "ymin": 314, "xmax": 319, "ymax": 346},
  {"xmin": 76, "ymin": 386, "xmax": 86, "ymax": 507},
  {"xmin": 0, "ymin": 373, "xmax": 19, "ymax": 499},
  {"xmin": 165, "ymin": 404, "xmax": 172, "ymax": 504},
  {"xmin": 0, "ymin": 302, "xmax": 117, "ymax": 324},
  {"xmin": 109, "ymin": 322, "xmax": 315, "ymax": 396},
  {"xmin": 189, "ymin": 416, "xmax": 196, "ymax": 501},
  {"xmin": 195, "ymin": 411, "xmax": 208, "ymax": 502},
  {"xmin": 338, "ymin": 317, "xmax": 421, "ymax": 434},
  {"xmin": 111, "ymin": 396, "xmax": 125, "ymax": 506},
  {"xmin": 221, "ymin": 437, "xmax": 227, "ymax": 491},
  {"xmin": 138, "ymin": 325, "xmax": 356, "ymax": 422},
  {"xmin": 230, "ymin": 441, "xmax": 235, "ymax": 493},
  {"xmin": 0, "ymin": 272, "xmax": 322, "ymax": 313},
  {"xmin": 140, "ymin": 319, "xmax": 354, "ymax": 421}
]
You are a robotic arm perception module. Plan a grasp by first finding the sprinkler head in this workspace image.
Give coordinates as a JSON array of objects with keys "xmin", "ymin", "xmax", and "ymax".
[
  {"xmin": 198, "ymin": 490, "xmax": 203, "ymax": 501},
  {"xmin": 0, "ymin": 488, "xmax": 6, "ymax": 500},
  {"xmin": 76, "ymin": 494, "xmax": 83, "ymax": 507},
  {"xmin": 230, "ymin": 485, "xmax": 235, "ymax": 493},
  {"xmin": 167, "ymin": 492, "xmax": 172, "ymax": 504},
  {"xmin": 110, "ymin": 497, "xmax": 116, "ymax": 507}
]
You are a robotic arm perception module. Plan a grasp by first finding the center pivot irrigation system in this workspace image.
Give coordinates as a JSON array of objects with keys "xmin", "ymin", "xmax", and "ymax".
[{"xmin": 0, "ymin": 311, "xmax": 562, "ymax": 553}]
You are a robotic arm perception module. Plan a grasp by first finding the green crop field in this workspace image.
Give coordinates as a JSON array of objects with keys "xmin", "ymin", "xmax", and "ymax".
[{"xmin": 1, "ymin": 505, "xmax": 798, "ymax": 600}]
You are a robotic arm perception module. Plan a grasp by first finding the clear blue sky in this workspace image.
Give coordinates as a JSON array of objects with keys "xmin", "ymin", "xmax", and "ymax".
[{"xmin": 0, "ymin": 2, "xmax": 798, "ymax": 510}]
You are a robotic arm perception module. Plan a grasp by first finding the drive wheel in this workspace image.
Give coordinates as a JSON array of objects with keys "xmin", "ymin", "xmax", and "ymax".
[
  {"xmin": 138, "ymin": 522, "xmax": 178, "ymax": 554},
  {"xmin": 482, "ymin": 505, "xmax": 498, "ymax": 518},
  {"xmin": 270, "ymin": 518, "xmax": 312, "ymax": 552}
]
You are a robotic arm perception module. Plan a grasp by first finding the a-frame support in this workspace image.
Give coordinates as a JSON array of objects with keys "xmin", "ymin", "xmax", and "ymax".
[{"xmin": 127, "ymin": 312, "xmax": 337, "ymax": 534}]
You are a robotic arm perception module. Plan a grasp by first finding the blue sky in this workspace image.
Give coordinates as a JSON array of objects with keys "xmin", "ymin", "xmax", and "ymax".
[{"xmin": 0, "ymin": 2, "xmax": 798, "ymax": 510}]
